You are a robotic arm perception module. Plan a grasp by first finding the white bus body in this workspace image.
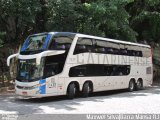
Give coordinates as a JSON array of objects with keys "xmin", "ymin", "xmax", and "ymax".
[{"xmin": 7, "ymin": 32, "xmax": 153, "ymax": 98}]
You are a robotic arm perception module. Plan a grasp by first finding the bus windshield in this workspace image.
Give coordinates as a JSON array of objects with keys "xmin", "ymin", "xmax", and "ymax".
[
  {"xmin": 26, "ymin": 35, "xmax": 47, "ymax": 51},
  {"xmin": 16, "ymin": 59, "xmax": 44, "ymax": 82},
  {"xmin": 20, "ymin": 34, "xmax": 50, "ymax": 55}
]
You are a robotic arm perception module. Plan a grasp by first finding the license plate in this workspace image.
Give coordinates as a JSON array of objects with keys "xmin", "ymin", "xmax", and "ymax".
[{"xmin": 22, "ymin": 91, "xmax": 28, "ymax": 95}]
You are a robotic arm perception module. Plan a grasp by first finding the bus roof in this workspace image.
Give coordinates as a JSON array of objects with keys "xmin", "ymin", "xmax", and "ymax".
[
  {"xmin": 44, "ymin": 32, "xmax": 150, "ymax": 48},
  {"xmin": 76, "ymin": 34, "xmax": 151, "ymax": 48}
]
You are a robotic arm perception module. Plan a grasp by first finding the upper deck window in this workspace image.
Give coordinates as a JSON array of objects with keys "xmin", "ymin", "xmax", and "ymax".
[
  {"xmin": 25, "ymin": 35, "xmax": 47, "ymax": 51},
  {"xmin": 20, "ymin": 34, "xmax": 52, "ymax": 55},
  {"xmin": 74, "ymin": 38, "xmax": 93, "ymax": 54},
  {"xmin": 49, "ymin": 36, "xmax": 73, "ymax": 50}
]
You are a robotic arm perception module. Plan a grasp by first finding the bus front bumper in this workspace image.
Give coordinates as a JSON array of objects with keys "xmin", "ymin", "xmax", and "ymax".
[
  {"xmin": 15, "ymin": 87, "xmax": 61, "ymax": 98},
  {"xmin": 15, "ymin": 84, "xmax": 60, "ymax": 98}
]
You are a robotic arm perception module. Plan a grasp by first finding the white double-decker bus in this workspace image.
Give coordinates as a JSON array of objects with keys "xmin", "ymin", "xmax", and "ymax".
[{"xmin": 7, "ymin": 32, "xmax": 152, "ymax": 99}]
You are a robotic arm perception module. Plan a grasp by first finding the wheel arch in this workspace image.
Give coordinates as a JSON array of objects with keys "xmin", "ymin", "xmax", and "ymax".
[
  {"xmin": 130, "ymin": 78, "xmax": 136, "ymax": 83},
  {"xmin": 137, "ymin": 78, "xmax": 143, "ymax": 84},
  {"xmin": 136, "ymin": 78, "xmax": 143, "ymax": 90}
]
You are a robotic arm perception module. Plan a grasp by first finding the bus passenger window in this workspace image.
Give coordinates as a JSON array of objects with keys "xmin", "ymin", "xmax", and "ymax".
[
  {"xmin": 56, "ymin": 44, "xmax": 66, "ymax": 50},
  {"xmin": 95, "ymin": 47, "xmax": 106, "ymax": 53},
  {"xmin": 107, "ymin": 48, "xmax": 113, "ymax": 54},
  {"xmin": 44, "ymin": 63, "xmax": 58, "ymax": 77},
  {"xmin": 69, "ymin": 66, "xmax": 86, "ymax": 77},
  {"xmin": 132, "ymin": 51, "xmax": 136, "ymax": 56},
  {"xmin": 49, "ymin": 36, "xmax": 72, "ymax": 50},
  {"xmin": 74, "ymin": 45, "xmax": 86, "ymax": 54},
  {"xmin": 99, "ymin": 48, "xmax": 106, "ymax": 53},
  {"xmin": 112, "ymin": 48, "xmax": 119, "ymax": 54},
  {"xmin": 136, "ymin": 51, "xmax": 142, "ymax": 57},
  {"xmin": 110, "ymin": 66, "xmax": 117, "ymax": 76},
  {"xmin": 128, "ymin": 50, "xmax": 135, "ymax": 56},
  {"xmin": 120, "ymin": 49, "xmax": 127, "ymax": 55},
  {"xmin": 74, "ymin": 38, "xmax": 93, "ymax": 54}
]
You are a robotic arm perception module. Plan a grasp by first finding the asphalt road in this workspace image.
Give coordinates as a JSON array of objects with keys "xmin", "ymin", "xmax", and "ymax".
[{"xmin": 0, "ymin": 85, "xmax": 160, "ymax": 120}]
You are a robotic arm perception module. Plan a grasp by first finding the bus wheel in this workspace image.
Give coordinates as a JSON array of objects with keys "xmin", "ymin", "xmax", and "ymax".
[
  {"xmin": 67, "ymin": 83, "xmax": 76, "ymax": 99},
  {"xmin": 82, "ymin": 82, "xmax": 91, "ymax": 98},
  {"xmin": 136, "ymin": 79, "xmax": 143, "ymax": 90},
  {"xmin": 128, "ymin": 80, "xmax": 135, "ymax": 92}
]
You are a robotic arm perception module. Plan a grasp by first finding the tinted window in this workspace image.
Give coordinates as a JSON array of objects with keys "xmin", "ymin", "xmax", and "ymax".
[
  {"xmin": 74, "ymin": 38, "xmax": 93, "ymax": 54},
  {"xmin": 94, "ymin": 40, "xmax": 120, "ymax": 54},
  {"xmin": 120, "ymin": 49, "xmax": 128, "ymax": 55},
  {"xmin": 16, "ymin": 59, "xmax": 44, "ymax": 82},
  {"xmin": 43, "ymin": 54, "xmax": 67, "ymax": 78},
  {"xmin": 49, "ymin": 36, "xmax": 73, "ymax": 50},
  {"xmin": 25, "ymin": 35, "xmax": 47, "ymax": 50},
  {"xmin": 126, "ymin": 45, "xmax": 144, "ymax": 57},
  {"xmin": 94, "ymin": 40, "xmax": 107, "ymax": 53},
  {"xmin": 69, "ymin": 64, "xmax": 130, "ymax": 77},
  {"xmin": 74, "ymin": 38, "xmax": 147, "ymax": 57}
]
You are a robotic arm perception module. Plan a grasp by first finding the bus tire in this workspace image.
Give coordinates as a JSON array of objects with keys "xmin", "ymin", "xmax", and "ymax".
[
  {"xmin": 136, "ymin": 79, "xmax": 143, "ymax": 90},
  {"xmin": 82, "ymin": 82, "xmax": 91, "ymax": 98},
  {"xmin": 128, "ymin": 79, "xmax": 135, "ymax": 92},
  {"xmin": 67, "ymin": 83, "xmax": 76, "ymax": 99}
]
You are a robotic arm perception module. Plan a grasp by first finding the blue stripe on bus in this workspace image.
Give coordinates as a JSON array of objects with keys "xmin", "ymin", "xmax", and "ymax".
[
  {"xmin": 39, "ymin": 79, "xmax": 46, "ymax": 94},
  {"xmin": 21, "ymin": 37, "xmax": 29, "ymax": 51},
  {"xmin": 43, "ymin": 34, "xmax": 53, "ymax": 49}
]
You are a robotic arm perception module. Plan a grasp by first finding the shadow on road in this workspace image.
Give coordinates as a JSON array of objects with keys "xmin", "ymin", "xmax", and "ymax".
[
  {"xmin": 0, "ymin": 85, "xmax": 159, "ymax": 114},
  {"xmin": 15, "ymin": 85, "xmax": 160, "ymax": 103}
]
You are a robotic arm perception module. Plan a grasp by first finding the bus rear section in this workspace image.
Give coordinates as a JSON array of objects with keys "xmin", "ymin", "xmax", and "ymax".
[{"xmin": 64, "ymin": 35, "xmax": 153, "ymax": 99}]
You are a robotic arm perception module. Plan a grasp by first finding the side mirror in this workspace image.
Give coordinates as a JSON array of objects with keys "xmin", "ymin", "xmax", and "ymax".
[{"xmin": 7, "ymin": 53, "xmax": 19, "ymax": 66}]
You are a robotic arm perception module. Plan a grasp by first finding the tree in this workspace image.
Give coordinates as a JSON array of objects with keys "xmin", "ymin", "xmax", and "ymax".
[
  {"xmin": 0, "ymin": 0, "xmax": 42, "ymax": 43},
  {"xmin": 126, "ymin": 0, "xmax": 160, "ymax": 43},
  {"xmin": 81, "ymin": 0, "xmax": 137, "ymax": 41},
  {"xmin": 47, "ymin": 0, "xmax": 137, "ymax": 41},
  {"xmin": 47, "ymin": 0, "xmax": 81, "ymax": 32},
  {"xmin": 0, "ymin": 32, "xmax": 5, "ymax": 48}
]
